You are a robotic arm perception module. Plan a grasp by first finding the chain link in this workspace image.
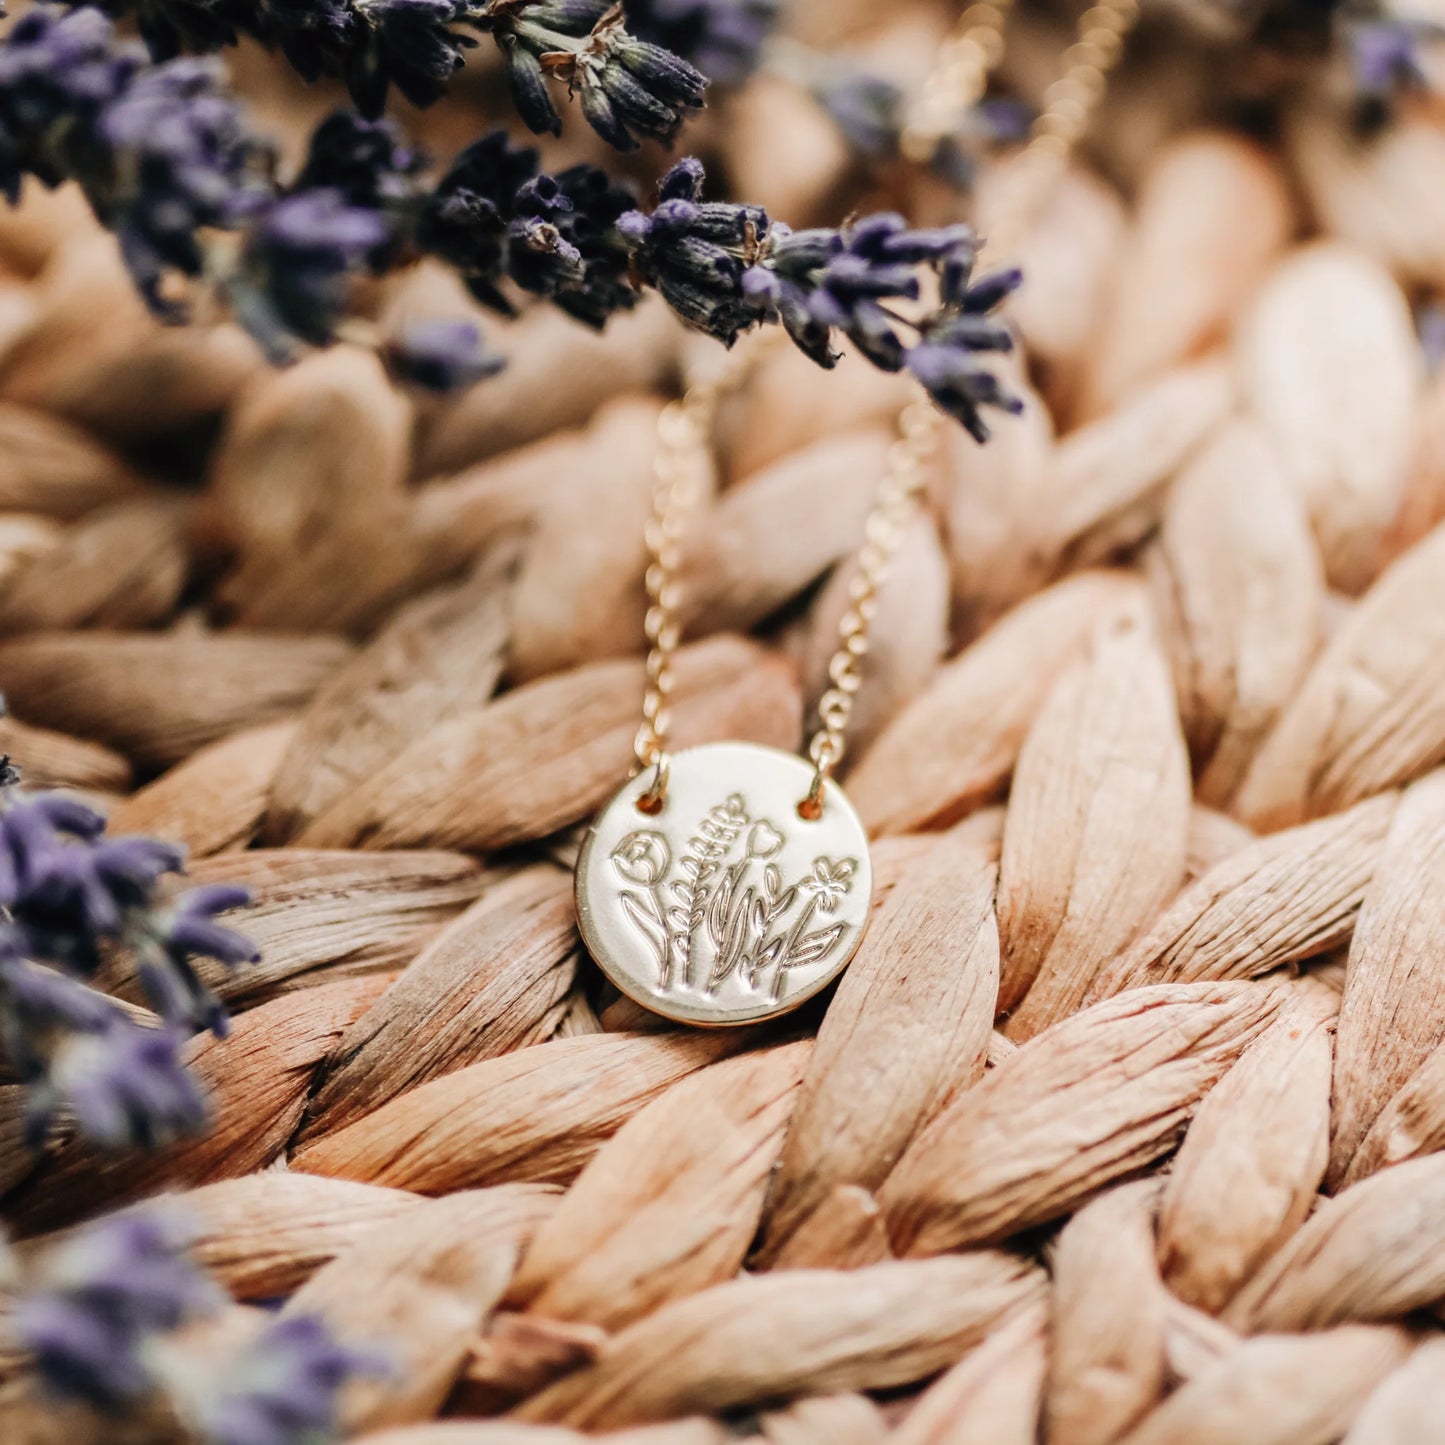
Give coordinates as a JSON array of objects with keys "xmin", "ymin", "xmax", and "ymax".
[{"xmin": 633, "ymin": 0, "xmax": 1142, "ymax": 815}]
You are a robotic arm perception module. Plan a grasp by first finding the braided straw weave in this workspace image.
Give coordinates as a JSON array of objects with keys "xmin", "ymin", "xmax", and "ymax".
[{"xmin": 2, "ymin": 0, "xmax": 1445, "ymax": 1439}]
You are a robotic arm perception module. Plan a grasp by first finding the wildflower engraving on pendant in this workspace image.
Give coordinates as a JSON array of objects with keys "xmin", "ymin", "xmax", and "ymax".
[{"xmin": 575, "ymin": 742, "xmax": 874, "ymax": 1026}]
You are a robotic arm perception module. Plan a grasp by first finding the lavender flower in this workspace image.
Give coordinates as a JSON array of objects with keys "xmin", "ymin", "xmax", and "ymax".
[
  {"xmin": 1348, "ymin": 17, "xmax": 1441, "ymax": 132},
  {"xmin": 226, "ymin": 189, "xmax": 392, "ymax": 361},
  {"xmin": 418, "ymin": 130, "xmax": 636, "ymax": 324},
  {"xmin": 11, "ymin": 1206, "xmax": 378, "ymax": 1440},
  {"xmin": 0, "ymin": 10, "xmax": 266, "ymax": 306},
  {"xmin": 0, "ymin": 708, "xmax": 258, "ymax": 1150},
  {"xmin": 907, "ymin": 258, "xmax": 1024, "ymax": 442},
  {"xmin": 753, "ymin": 213, "xmax": 984, "ymax": 371},
  {"xmin": 292, "ymin": 110, "xmax": 422, "ymax": 211},
  {"xmin": 15, "ymin": 1209, "xmax": 220, "ymax": 1409},
  {"xmin": 812, "ymin": 68, "xmax": 904, "ymax": 159},
  {"xmin": 343, "ymin": 0, "xmax": 477, "ymax": 116},
  {"xmin": 3, "ymin": 959, "xmax": 208, "ymax": 1148},
  {"xmin": 77, "ymin": 0, "xmax": 708, "ymax": 144},
  {"xmin": 616, "ymin": 156, "xmax": 767, "ymax": 344},
  {"xmin": 190, "ymin": 1315, "xmax": 385, "ymax": 1445},
  {"xmin": 383, "ymin": 318, "xmax": 506, "ymax": 390},
  {"xmin": 624, "ymin": 0, "xmax": 780, "ymax": 86}
]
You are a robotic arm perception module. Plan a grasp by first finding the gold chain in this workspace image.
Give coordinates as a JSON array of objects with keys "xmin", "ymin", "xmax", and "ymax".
[
  {"xmin": 635, "ymin": 0, "xmax": 1142, "ymax": 816},
  {"xmin": 634, "ymin": 341, "xmax": 766, "ymax": 811},
  {"xmin": 901, "ymin": 0, "xmax": 1015, "ymax": 165}
]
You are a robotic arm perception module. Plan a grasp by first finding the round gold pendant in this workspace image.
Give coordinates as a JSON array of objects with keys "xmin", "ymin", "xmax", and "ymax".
[{"xmin": 575, "ymin": 741, "xmax": 874, "ymax": 1026}]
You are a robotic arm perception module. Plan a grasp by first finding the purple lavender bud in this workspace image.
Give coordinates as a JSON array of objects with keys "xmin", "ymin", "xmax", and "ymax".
[
  {"xmin": 658, "ymin": 156, "xmax": 706, "ymax": 202},
  {"xmin": 13, "ymin": 844, "xmax": 125, "ymax": 963},
  {"xmin": 1351, "ymin": 19, "xmax": 1428, "ymax": 95},
  {"xmin": 30, "ymin": 794, "xmax": 108, "ymax": 840},
  {"xmin": 92, "ymin": 836, "xmax": 187, "ymax": 904},
  {"xmin": 194, "ymin": 1314, "xmax": 386, "ymax": 1445},
  {"xmin": 952, "ymin": 264, "xmax": 1024, "ymax": 314},
  {"xmin": 0, "ymin": 955, "xmax": 120, "ymax": 1036},
  {"xmin": 292, "ymin": 111, "xmax": 421, "ymax": 210},
  {"xmin": 907, "ymin": 343, "xmax": 1023, "ymax": 443},
  {"xmin": 419, "ymin": 132, "xmax": 638, "ymax": 327},
  {"xmin": 337, "ymin": 0, "xmax": 474, "ymax": 117},
  {"xmin": 624, "ymin": 0, "xmax": 780, "ymax": 86},
  {"xmin": 620, "ymin": 159, "xmax": 767, "ymax": 346},
  {"xmin": 230, "ymin": 188, "xmax": 390, "ymax": 360},
  {"xmin": 1419, "ymin": 301, "xmax": 1445, "ymax": 373},
  {"xmin": 812, "ymin": 69, "xmax": 903, "ymax": 158},
  {"xmin": 135, "ymin": 883, "xmax": 258, "ymax": 1033},
  {"xmin": 1348, "ymin": 18, "xmax": 1440, "ymax": 132},
  {"xmin": 500, "ymin": 33, "xmax": 562, "ymax": 137},
  {"xmin": 16, "ymin": 1208, "xmax": 219, "ymax": 1410},
  {"xmin": 484, "ymin": 0, "xmax": 707, "ymax": 149},
  {"xmin": 45, "ymin": 1019, "xmax": 210, "ymax": 1148},
  {"xmin": 384, "ymin": 319, "xmax": 506, "ymax": 392}
]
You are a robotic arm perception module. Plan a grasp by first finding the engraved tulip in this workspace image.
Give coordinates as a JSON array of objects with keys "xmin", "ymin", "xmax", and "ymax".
[
  {"xmin": 611, "ymin": 830, "xmax": 671, "ymax": 886},
  {"xmin": 745, "ymin": 821, "xmax": 784, "ymax": 860}
]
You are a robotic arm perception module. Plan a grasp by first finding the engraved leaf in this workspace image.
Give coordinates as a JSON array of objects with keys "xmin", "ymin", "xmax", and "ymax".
[
  {"xmin": 707, "ymin": 870, "xmax": 737, "ymax": 948},
  {"xmin": 786, "ymin": 922, "xmax": 849, "ymax": 970},
  {"xmin": 619, "ymin": 891, "xmax": 667, "ymax": 964}
]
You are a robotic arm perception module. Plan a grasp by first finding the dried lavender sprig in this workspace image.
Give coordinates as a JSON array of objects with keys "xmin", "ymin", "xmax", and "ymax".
[
  {"xmin": 619, "ymin": 158, "xmax": 1025, "ymax": 439},
  {"xmin": 69, "ymin": 0, "xmax": 708, "ymax": 143},
  {"xmin": 0, "ymin": 12, "xmax": 1023, "ymax": 431},
  {"xmin": 11, "ymin": 1206, "xmax": 380, "ymax": 1441}
]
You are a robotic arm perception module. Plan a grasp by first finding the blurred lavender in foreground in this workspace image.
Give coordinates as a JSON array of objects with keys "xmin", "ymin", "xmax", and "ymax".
[
  {"xmin": 13, "ymin": 1210, "xmax": 221, "ymax": 1409},
  {"xmin": 0, "ymin": 700, "xmax": 258, "ymax": 1152},
  {"xmin": 190, "ymin": 1315, "xmax": 385, "ymax": 1445},
  {"xmin": 10, "ymin": 1207, "xmax": 379, "ymax": 1443}
]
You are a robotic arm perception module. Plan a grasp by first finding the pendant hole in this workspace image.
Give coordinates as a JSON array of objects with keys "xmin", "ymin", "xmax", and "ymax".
[
  {"xmin": 797, "ymin": 796, "xmax": 823, "ymax": 822},
  {"xmin": 636, "ymin": 792, "xmax": 664, "ymax": 816}
]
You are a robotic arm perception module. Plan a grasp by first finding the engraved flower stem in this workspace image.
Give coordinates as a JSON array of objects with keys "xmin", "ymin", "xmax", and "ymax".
[{"xmin": 768, "ymin": 896, "xmax": 822, "ymax": 1002}]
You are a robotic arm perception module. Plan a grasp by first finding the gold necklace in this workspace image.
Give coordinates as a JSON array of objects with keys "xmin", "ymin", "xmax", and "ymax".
[{"xmin": 575, "ymin": 0, "xmax": 1140, "ymax": 1027}]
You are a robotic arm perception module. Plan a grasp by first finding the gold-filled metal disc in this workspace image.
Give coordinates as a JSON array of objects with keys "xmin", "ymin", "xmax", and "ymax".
[{"xmin": 575, "ymin": 742, "xmax": 873, "ymax": 1026}]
